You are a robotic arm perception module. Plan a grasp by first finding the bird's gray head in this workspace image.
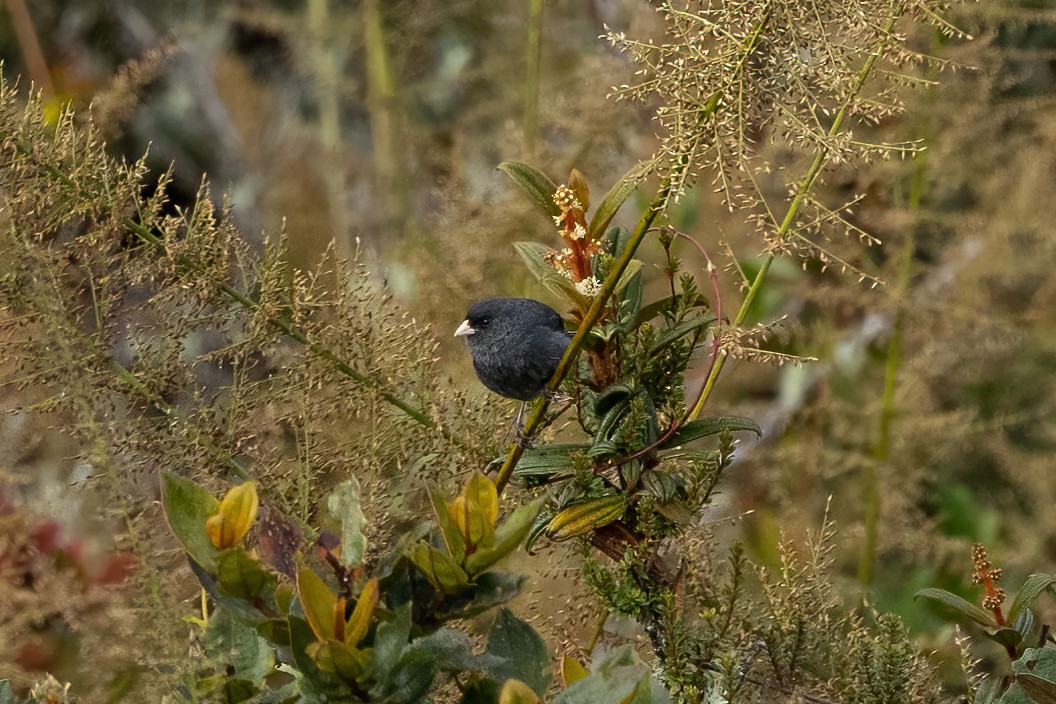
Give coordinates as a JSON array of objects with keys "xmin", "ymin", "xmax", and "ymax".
[{"xmin": 453, "ymin": 298, "xmax": 564, "ymax": 348}]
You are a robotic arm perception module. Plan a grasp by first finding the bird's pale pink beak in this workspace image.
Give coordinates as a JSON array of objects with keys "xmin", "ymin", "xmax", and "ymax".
[{"xmin": 453, "ymin": 320, "xmax": 475, "ymax": 337}]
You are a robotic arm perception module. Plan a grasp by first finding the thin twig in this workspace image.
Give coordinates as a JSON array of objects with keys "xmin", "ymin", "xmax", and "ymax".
[
  {"xmin": 687, "ymin": 9, "xmax": 904, "ymax": 422},
  {"xmin": 124, "ymin": 220, "xmax": 477, "ymax": 457}
]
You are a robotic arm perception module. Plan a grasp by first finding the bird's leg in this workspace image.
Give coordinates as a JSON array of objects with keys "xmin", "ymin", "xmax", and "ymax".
[{"xmin": 502, "ymin": 401, "xmax": 531, "ymax": 447}]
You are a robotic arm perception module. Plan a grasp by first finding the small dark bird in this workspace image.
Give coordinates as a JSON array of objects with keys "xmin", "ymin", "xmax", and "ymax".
[{"xmin": 454, "ymin": 298, "xmax": 570, "ymax": 401}]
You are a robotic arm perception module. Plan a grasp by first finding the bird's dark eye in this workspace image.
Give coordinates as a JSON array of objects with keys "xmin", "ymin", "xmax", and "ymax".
[{"xmin": 479, "ymin": 316, "xmax": 491, "ymax": 327}]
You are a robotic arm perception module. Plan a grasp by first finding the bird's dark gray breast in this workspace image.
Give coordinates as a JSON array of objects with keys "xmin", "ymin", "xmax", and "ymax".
[{"xmin": 470, "ymin": 327, "xmax": 568, "ymax": 401}]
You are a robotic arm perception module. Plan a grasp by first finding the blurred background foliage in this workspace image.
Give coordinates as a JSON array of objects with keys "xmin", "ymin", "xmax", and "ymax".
[{"xmin": 2, "ymin": 0, "xmax": 1056, "ymax": 696}]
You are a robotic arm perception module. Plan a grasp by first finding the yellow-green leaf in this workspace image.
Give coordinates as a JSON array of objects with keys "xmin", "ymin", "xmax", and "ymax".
[
  {"xmin": 499, "ymin": 679, "xmax": 542, "ymax": 704},
  {"xmin": 547, "ymin": 496, "xmax": 627, "ymax": 541},
  {"xmin": 297, "ymin": 565, "xmax": 337, "ymax": 642},
  {"xmin": 449, "ymin": 472, "xmax": 497, "ymax": 549},
  {"xmin": 345, "ymin": 578, "xmax": 380, "ymax": 647},
  {"xmin": 428, "ymin": 484, "xmax": 466, "ymax": 563},
  {"xmin": 408, "ymin": 543, "xmax": 470, "ymax": 593},
  {"xmin": 307, "ymin": 639, "xmax": 373, "ymax": 682},
  {"xmin": 205, "ymin": 481, "xmax": 259, "ymax": 550},
  {"xmin": 560, "ymin": 654, "xmax": 589, "ymax": 686},
  {"xmin": 465, "ymin": 496, "xmax": 546, "ymax": 575}
]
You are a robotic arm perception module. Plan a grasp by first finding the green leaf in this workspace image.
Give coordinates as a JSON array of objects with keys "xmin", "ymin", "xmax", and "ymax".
[
  {"xmin": 514, "ymin": 241, "xmax": 590, "ymax": 308},
  {"xmin": 442, "ymin": 571, "xmax": 525, "ymax": 620},
  {"xmin": 409, "ymin": 628, "xmax": 501, "ymax": 672},
  {"xmin": 217, "ymin": 548, "xmax": 276, "ymax": 600},
  {"xmin": 499, "ymin": 162, "xmax": 560, "ymax": 218},
  {"xmin": 1011, "ymin": 648, "xmax": 1056, "ymax": 704},
  {"xmin": 161, "ymin": 472, "xmax": 220, "ymax": 571},
  {"xmin": 372, "ymin": 603, "xmax": 412, "ymax": 682},
  {"xmin": 514, "ymin": 444, "xmax": 588, "ymax": 479},
  {"xmin": 379, "ymin": 648, "xmax": 437, "ymax": 704},
  {"xmin": 466, "ymin": 497, "xmax": 546, "ymax": 575},
  {"xmin": 297, "ymin": 565, "xmax": 337, "ymax": 641},
  {"xmin": 1008, "ymin": 574, "xmax": 1056, "ymax": 623},
  {"xmin": 525, "ymin": 508, "xmax": 555, "ymax": 555},
  {"xmin": 287, "ymin": 616, "xmax": 342, "ymax": 692},
  {"xmin": 327, "ymin": 477, "xmax": 368, "ymax": 568},
  {"xmin": 641, "ymin": 471, "xmax": 682, "ymax": 503},
  {"xmin": 616, "ymin": 270, "xmax": 643, "ymax": 331},
  {"xmin": 550, "ymin": 646, "xmax": 651, "ymax": 704},
  {"xmin": 485, "ymin": 609, "xmax": 550, "ymax": 696},
  {"xmin": 203, "ymin": 605, "xmax": 274, "ymax": 685},
  {"xmin": 429, "ymin": 484, "xmax": 467, "ymax": 563},
  {"xmin": 1013, "ymin": 607, "xmax": 1037, "ymax": 646},
  {"xmin": 649, "ymin": 314, "xmax": 717, "ymax": 357},
  {"xmin": 344, "ymin": 578, "xmax": 379, "ymax": 647},
  {"xmin": 660, "ymin": 416, "xmax": 762, "ymax": 449},
  {"xmin": 915, "ymin": 587, "xmax": 998, "ymax": 627},
  {"xmin": 307, "ymin": 640, "xmax": 373, "ymax": 682},
  {"xmin": 632, "ymin": 293, "xmax": 708, "ymax": 330},
  {"xmin": 588, "ymin": 164, "xmax": 646, "ymax": 240},
  {"xmin": 408, "ymin": 543, "xmax": 471, "ymax": 593}
]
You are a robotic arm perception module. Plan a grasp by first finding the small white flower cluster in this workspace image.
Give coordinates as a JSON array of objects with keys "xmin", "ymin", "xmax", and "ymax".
[{"xmin": 574, "ymin": 276, "xmax": 603, "ymax": 297}]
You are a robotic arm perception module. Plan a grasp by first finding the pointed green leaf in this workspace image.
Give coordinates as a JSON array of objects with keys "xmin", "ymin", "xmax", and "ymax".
[
  {"xmin": 466, "ymin": 497, "xmax": 546, "ymax": 575},
  {"xmin": 499, "ymin": 162, "xmax": 560, "ymax": 218},
  {"xmin": 1008, "ymin": 573, "xmax": 1056, "ymax": 623},
  {"xmin": 632, "ymin": 293, "xmax": 708, "ymax": 330},
  {"xmin": 327, "ymin": 477, "xmax": 368, "ymax": 568},
  {"xmin": 915, "ymin": 587, "xmax": 998, "ymax": 627},
  {"xmin": 297, "ymin": 565, "xmax": 337, "ymax": 642},
  {"xmin": 515, "ymin": 444, "xmax": 588, "ymax": 479},
  {"xmin": 649, "ymin": 314, "xmax": 717, "ymax": 357},
  {"xmin": 660, "ymin": 416, "xmax": 762, "ymax": 449},
  {"xmin": 588, "ymin": 164, "xmax": 646, "ymax": 240},
  {"xmin": 161, "ymin": 472, "xmax": 220, "ymax": 571},
  {"xmin": 408, "ymin": 543, "xmax": 470, "ymax": 593},
  {"xmin": 514, "ymin": 240, "xmax": 590, "ymax": 308}
]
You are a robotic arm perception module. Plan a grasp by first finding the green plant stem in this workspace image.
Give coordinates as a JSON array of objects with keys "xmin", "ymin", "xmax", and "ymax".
[
  {"xmin": 307, "ymin": 0, "xmax": 351, "ymax": 257},
  {"xmin": 363, "ymin": 0, "xmax": 407, "ymax": 238},
  {"xmin": 125, "ymin": 221, "xmax": 475, "ymax": 456},
  {"xmin": 687, "ymin": 10, "xmax": 902, "ymax": 422},
  {"xmin": 494, "ymin": 185, "xmax": 671, "ymax": 494},
  {"xmin": 858, "ymin": 110, "xmax": 925, "ymax": 588},
  {"xmin": 524, "ymin": 0, "xmax": 545, "ymax": 151},
  {"xmin": 494, "ymin": 6, "xmax": 775, "ymax": 495}
]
